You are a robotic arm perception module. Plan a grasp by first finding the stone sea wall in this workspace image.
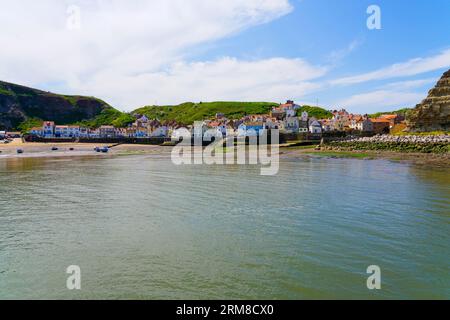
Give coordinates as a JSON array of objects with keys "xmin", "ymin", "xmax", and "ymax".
[{"xmin": 326, "ymin": 135, "xmax": 450, "ymax": 154}]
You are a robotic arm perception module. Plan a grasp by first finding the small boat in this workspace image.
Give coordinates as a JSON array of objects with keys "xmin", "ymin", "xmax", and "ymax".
[
  {"xmin": 51, "ymin": 147, "xmax": 58, "ymax": 151},
  {"xmin": 100, "ymin": 147, "xmax": 109, "ymax": 153},
  {"xmin": 69, "ymin": 147, "xmax": 74, "ymax": 151},
  {"xmin": 17, "ymin": 149, "xmax": 24, "ymax": 154},
  {"xmin": 94, "ymin": 147, "xmax": 101, "ymax": 152}
]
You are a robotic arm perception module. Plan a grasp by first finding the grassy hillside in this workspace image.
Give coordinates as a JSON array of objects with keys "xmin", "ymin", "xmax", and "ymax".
[
  {"xmin": 76, "ymin": 109, "xmax": 135, "ymax": 129},
  {"xmin": 296, "ymin": 105, "xmax": 333, "ymax": 119},
  {"xmin": 133, "ymin": 101, "xmax": 278, "ymax": 125},
  {"xmin": 369, "ymin": 108, "xmax": 411, "ymax": 118},
  {"xmin": 0, "ymin": 80, "xmax": 117, "ymax": 131}
]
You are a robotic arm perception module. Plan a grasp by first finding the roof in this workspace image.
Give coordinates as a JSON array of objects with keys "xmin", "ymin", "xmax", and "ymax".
[
  {"xmin": 244, "ymin": 121, "xmax": 264, "ymax": 126},
  {"xmin": 208, "ymin": 121, "xmax": 222, "ymax": 127},
  {"xmin": 370, "ymin": 119, "xmax": 391, "ymax": 123},
  {"xmin": 379, "ymin": 114, "xmax": 397, "ymax": 119},
  {"xmin": 148, "ymin": 119, "xmax": 161, "ymax": 126}
]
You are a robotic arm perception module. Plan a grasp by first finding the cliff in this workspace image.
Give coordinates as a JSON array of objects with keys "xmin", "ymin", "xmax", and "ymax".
[
  {"xmin": 0, "ymin": 81, "xmax": 115, "ymax": 130},
  {"xmin": 407, "ymin": 70, "xmax": 450, "ymax": 132}
]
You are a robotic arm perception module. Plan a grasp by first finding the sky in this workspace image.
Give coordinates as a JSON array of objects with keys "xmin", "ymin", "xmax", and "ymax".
[{"xmin": 0, "ymin": 0, "xmax": 449, "ymax": 113}]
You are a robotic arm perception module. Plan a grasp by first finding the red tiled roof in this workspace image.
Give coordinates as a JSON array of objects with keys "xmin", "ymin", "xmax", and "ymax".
[
  {"xmin": 380, "ymin": 114, "xmax": 397, "ymax": 119},
  {"xmin": 370, "ymin": 118, "xmax": 390, "ymax": 123}
]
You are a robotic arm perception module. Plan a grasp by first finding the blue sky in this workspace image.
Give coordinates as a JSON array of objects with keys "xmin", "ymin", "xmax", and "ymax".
[
  {"xmin": 1, "ymin": 0, "xmax": 449, "ymax": 112},
  {"xmin": 192, "ymin": 0, "xmax": 450, "ymax": 112}
]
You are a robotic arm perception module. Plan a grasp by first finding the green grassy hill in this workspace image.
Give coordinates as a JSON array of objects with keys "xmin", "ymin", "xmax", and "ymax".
[
  {"xmin": 132, "ymin": 101, "xmax": 278, "ymax": 125},
  {"xmin": 0, "ymin": 80, "xmax": 118, "ymax": 131},
  {"xmin": 368, "ymin": 108, "xmax": 411, "ymax": 118},
  {"xmin": 295, "ymin": 105, "xmax": 333, "ymax": 119}
]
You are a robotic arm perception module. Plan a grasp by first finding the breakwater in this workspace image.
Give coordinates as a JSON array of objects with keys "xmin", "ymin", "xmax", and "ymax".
[{"xmin": 326, "ymin": 134, "xmax": 450, "ymax": 153}]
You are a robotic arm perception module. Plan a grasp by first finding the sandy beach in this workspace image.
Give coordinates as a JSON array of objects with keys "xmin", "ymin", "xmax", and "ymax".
[{"xmin": 0, "ymin": 138, "xmax": 170, "ymax": 159}]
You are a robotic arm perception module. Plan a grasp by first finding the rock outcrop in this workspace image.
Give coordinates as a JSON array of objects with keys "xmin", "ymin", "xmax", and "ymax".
[
  {"xmin": 0, "ymin": 81, "xmax": 113, "ymax": 130},
  {"xmin": 407, "ymin": 69, "xmax": 450, "ymax": 132}
]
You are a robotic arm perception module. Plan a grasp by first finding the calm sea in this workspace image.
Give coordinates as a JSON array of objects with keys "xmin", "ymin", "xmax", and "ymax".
[{"xmin": 0, "ymin": 152, "xmax": 449, "ymax": 299}]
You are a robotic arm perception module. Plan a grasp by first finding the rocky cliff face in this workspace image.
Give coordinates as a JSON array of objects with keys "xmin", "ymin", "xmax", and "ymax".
[
  {"xmin": 407, "ymin": 69, "xmax": 450, "ymax": 132},
  {"xmin": 0, "ymin": 81, "xmax": 113, "ymax": 130}
]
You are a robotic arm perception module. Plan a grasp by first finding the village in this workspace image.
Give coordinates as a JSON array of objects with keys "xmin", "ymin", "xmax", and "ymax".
[{"xmin": 21, "ymin": 100, "xmax": 404, "ymax": 141}]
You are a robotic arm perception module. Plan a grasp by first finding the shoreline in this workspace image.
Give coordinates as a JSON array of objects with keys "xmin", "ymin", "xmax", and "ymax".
[
  {"xmin": 1, "ymin": 140, "xmax": 449, "ymax": 167},
  {"xmin": 0, "ymin": 140, "xmax": 170, "ymax": 159},
  {"xmin": 281, "ymin": 146, "xmax": 450, "ymax": 167}
]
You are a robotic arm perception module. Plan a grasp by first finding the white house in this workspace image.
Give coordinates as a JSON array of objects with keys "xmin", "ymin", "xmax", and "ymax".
[
  {"xmin": 149, "ymin": 126, "xmax": 168, "ymax": 137},
  {"xmin": 99, "ymin": 125, "xmax": 116, "ymax": 138},
  {"xmin": 29, "ymin": 127, "xmax": 43, "ymax": 136},
  {"xmin": 89, "ymin": 129, "xmax": 100, "ymax": 138},
  {"xmin": 67, "ymin": 126, "xmax": 81, "ymax": 137},
  {"xmin": 79, "ymin": 127, "xmax": 89, "ymax": 138},
  {"xmin": 354, "ymin": 119, "xmax": 373, "ymax": 132},
  {"xmin": 43, "ymin": 121, "xmax": 55, "ymax": 137},
  {"xmin": 264, "ymin": 118, "xmax": 279, "ymax": 130},
  {"xmin": 309, "ymin": 120, "xmax": 322, "ymax": 134},
  {"xmin": 208, "ymin": 122, "xmax": 227, "ymax": 137},
  {"xmin": 238, "ymin": 122, "xmax": 265, "ymax": 137},
  {"xmin": 300, "ymin": 111, "xmax": 309, "ymax": 122},
  {"xmin": 285, "ymin": 108, "xmax": 296, "ymax": 117},
  {"xmin": 55, "ymin": 125, "xmax": 69, "ymax": 138},
  {"xmin": 282, "ymin": 116, "xmax": 299, "ymax": 133}
]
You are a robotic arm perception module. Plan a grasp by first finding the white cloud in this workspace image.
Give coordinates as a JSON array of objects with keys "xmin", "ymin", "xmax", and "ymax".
[
  {"xmin": 1, "ymin": 1, "xmax": 445, "ymax": 113},
  {"xmin": 381, "ymin": 78, "xmax": 436, "ymax": 91},
  {"xmin": 0, "ymin": 0, "xmax": 293, "ymax": 108},
  {"xmin": 337, "ymin": 90, "xmax": 425, "ymax": 113},
  {"xmin": 78, "ymin": 57, "xmax": 327, "ymax": 108},
  {"xmin": 331, "ymin": 49, "xmax": 450, "ymax": 85},
  {"xmin": 327, "ymin": 39, "xmax": 363, "ymax": 64}
]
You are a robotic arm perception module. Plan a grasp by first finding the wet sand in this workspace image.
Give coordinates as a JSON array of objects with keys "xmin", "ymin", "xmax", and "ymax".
[
  {"xmin": 281, "ymin": 146, "xmax": 450, "ymax": 168},
  {"xmin": 0, "ymin": 139, "xmax": 168, "ymax": 159}
]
